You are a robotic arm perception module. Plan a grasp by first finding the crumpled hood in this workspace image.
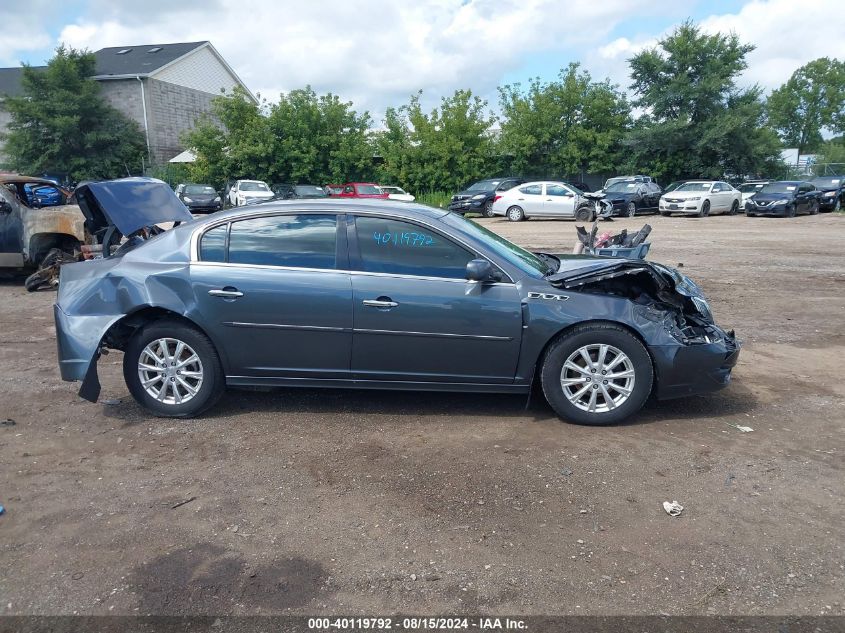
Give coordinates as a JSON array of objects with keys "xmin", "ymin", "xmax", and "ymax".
[
  {"xmin": 75, "ymin": 178, "xmax": 194, "ymax": 239},
  {"xmin": 547, "ymin": 256, "xmax": 712, "ymax": 321}
]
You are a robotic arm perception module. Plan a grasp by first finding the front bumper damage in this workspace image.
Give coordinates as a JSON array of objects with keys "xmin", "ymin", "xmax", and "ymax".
[{"xmin": 548, "ymin": 258, "xmax": 741, "ymax": 399}]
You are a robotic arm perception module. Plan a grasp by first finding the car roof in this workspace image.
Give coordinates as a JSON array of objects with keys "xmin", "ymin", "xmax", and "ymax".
[
  {"xmin": 198, "ymin": 198, "xmax": 448, "ymax": 223},
  {"xmin": 0, "ymin": 175, "xmax": 62, "ymax": 187}
]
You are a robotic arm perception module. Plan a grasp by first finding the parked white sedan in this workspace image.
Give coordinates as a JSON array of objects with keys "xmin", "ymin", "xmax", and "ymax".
[
  {"xmin": 379, "ymin": 186, "xmax": 415, "ymax": 202},
  {"xmin": 659, "ymin": 181, "xmax": 742, "ymax": 217},
  {"xmin": 491, "ymin": 181, "xmax": 594, "ymax": 221}
]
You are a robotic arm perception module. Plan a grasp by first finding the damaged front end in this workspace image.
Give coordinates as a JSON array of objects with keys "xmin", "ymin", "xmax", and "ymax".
[{"xmin": 548, "ymin": 259, "xmax": 740, "ymax": 399}]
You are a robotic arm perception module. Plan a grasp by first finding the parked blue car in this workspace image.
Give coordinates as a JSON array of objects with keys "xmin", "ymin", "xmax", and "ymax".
[
  {"xmin": 55, "ymin": 178, "xmax": 740, "ymax": 425},
  {"xmin": 23, "ymin": 183, "xmax": 64, "ymax": 207}
]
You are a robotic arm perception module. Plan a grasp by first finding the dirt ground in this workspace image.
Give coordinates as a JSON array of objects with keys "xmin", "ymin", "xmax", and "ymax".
[{"xmin": 0, "ymin": 213, "xmax": 843, "ymax": 617}]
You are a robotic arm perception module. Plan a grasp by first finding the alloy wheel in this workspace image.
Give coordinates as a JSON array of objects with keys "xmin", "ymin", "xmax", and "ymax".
[
  {"xmin": 559, "ymin": 344, "xmax": 635, "ymax": 413},
  {"xmin": 627, "ymin": 202, "xmax": 636, "ymax": 217},
  {"xmin": 138, "ymin": 338, "xmax": 204, "ymax": 405}
]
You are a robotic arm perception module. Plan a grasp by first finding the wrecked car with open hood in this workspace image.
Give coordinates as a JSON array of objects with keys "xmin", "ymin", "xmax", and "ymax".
[
  {"xmin": 55, "ymin": 193, "xmax": 739, "ymax": 425},
  {"xmin": 1, "ymin": 175, "xmax": 94, "ymax": 290}
]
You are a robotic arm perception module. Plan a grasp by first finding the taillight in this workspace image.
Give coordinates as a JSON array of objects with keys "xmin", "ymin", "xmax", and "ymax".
[{"xmin": 493, "ymin": 195, "xmax": 502, "ymax": 202}]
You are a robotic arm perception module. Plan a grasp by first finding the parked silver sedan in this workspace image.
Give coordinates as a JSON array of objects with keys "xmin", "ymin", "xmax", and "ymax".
[{"xmin": 491, "ymin": 181, "xmax": 595, "ymax": 221}]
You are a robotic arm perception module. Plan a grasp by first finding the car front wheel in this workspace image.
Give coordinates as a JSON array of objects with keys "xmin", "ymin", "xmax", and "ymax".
[
  {"xmin": 124, "ymin": 320, "xmax": 225, "ymax": 418},
  {"xmin": 540, "ymin": 324, "xmax": 653, "ymax": 426},
  {"xmin": 627, "ymin": 201, "xmax": 637, "ymax": 217}
]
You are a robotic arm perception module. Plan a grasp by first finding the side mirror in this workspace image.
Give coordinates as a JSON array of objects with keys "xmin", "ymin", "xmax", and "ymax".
[{"xmin": 466, "ymin": 258, "xmax": 497, "ymax": 282}]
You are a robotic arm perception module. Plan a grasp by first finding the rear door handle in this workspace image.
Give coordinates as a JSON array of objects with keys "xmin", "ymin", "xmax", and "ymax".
[
  {"xmin": 363, "ymin": 299, "xmax": 398, "ymax": 308},
  {"xmin": 208, "ymin": 288, "xmax": 244, "ymax": 298}
]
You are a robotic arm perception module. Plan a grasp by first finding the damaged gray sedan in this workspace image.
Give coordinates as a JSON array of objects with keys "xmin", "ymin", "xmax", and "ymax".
[{"xmin": 55, "ymin": 178, "xmax": 740, "ymax": 425}]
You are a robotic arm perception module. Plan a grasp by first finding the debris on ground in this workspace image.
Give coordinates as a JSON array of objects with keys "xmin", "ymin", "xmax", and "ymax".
[
  {"xmin": 662, "ymin": 501, "xmax": 684, "ymax": 517},
  {"xmin": 1, "ymin": 418, "xmax": 15, "ymax": 426},
  {"xmin": 724, "ymin": 422, "xmax": 754, "ymax": 433},
  {"xmin": 560, "ymin": 467, "xmax": 573, "ymax": 476},
  {"xmin": 170, "ymin": 496, "xmax": 196, "ymax": 509},
  {"xmin": 101, "ymin": 399, "xmax": 122, "ymax": 406},
  {"xmin": 0, "ymin": 505, "xmax": 5, "ymax": 516}
]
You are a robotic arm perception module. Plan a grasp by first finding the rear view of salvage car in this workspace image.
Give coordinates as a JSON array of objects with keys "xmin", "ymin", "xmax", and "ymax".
[
  {"xmin": 1, "ymin": 175, "xmax": 95, "ymax": 291},
  {"xmin": 54, "ymin": 178, "xmax": 740, "ymax": 426}
]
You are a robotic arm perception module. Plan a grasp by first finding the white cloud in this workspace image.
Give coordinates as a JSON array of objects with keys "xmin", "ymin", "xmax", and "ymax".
[
  {"xmin": 699, "ymin": 0, "xmax": 845, "ymax": 92},
  {"xmin": 53, "ymin": 0, "xmax": 673, "ymax": 118},
  {"xmin": 0, "ymin": 0, "xmax": 54, "ymax": 66}
]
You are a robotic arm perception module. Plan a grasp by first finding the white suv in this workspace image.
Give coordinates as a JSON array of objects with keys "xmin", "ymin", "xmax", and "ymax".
[{"xmin": 227, "ymin": 180, "xmax": 274, "ymax": 206}]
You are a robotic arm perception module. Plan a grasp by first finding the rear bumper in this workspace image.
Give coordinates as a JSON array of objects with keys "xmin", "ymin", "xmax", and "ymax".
[{"xmin": 652, "ymin": 328, "xmax": 741, "ymax": 400}]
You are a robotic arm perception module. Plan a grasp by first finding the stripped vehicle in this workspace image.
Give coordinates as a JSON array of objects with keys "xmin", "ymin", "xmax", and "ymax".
[
  {"xmin": 55, "ymin": 178, "xmax": 740, "ymax": 426},
  {"xmin": 0, "ymin": 175, "xmax": 95, "ymax": 290}
]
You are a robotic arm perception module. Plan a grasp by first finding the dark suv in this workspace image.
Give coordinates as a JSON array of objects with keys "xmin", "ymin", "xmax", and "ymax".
[
  {"xmin": 809, "ymin": 176, "xmax": 844, "ymax": 211},
  {"xmin": 448, "ymin": 177, "xmax": 525, "ymax": 217}
]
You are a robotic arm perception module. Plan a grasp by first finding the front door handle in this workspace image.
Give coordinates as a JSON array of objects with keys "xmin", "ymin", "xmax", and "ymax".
[
  {"xmin": 208, "ymin": 288, "xmax": 244, "ymax": 298},
  {"xmin": 363, "ymin": 298, "xmax": 398, "ymax": 308}
]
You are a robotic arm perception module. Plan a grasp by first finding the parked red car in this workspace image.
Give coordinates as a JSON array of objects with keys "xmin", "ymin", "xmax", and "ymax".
[{"xmin": 329, "ymin": 182, "xmax": 388, "ymax": 199}]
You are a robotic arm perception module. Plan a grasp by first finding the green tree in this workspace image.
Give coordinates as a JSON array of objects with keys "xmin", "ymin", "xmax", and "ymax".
[
  {"xmin": 376, "ymin": 89, "xmax": 496, "ymax": 193},
  {"xmin": 497, "ymin": 63, "xmax": 630, "ymax": 179},
  {"xmin": 624, "ymin": 21, "xmax": 780, "ymax": 182},
  {"xmin": 184, "ymin": 86, "xmax": 374, "ymax": 188},
  {"xmin": 767, "ymin": 58, "xmax": 845, "ymax": 155},
  {"xmin": 0, "ymin": 46, "xmax": 146, "ymax": 180}
]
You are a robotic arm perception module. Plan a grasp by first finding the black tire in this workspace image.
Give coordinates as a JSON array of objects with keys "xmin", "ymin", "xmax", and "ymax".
[
  {"xmin": 810, "ymin": 200, "xmax": 819, "ymax": 215},
  {"xmin": 575, "ymin": 206, "xmax": 594, "ymax": 222},
  {"xmin": 834, "ymin": 198, "xmax": 841, "ymax": 212},
  {"xmin": 123, "ymin": 319, "xmax": 225, "ymax": 418},
  {"xmin": 506, "ymin": 205, "xmax": 525, "ymax": 222},
  {"xmin": 729, "ymin": 200, "xmax": 739, "ymax": 215},
  {"xmin": 626, "ymin": 201, "xmax": 637, "ymax": 217},
  {"xmin": 698, "ymin": 200, "xmax": 710, "ymax": 217},
  {"xmin": 540, "ymin": 323, "xmax": 653, "ymax": 426},
  {"xmin": 481, "ymin": 200, "xmax": 495, "ymax": 218},
  {"xmin": 24, "ymin": 271, "xmax": 48, "ymax": 292},
  {"xmin": 786, "ymin": 204, "xmax": 796, "ymax": 218}
]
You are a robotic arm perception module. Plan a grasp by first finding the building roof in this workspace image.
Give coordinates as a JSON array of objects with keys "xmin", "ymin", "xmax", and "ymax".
[
  {"xmin": 0, "ymin": 67, "xmax": 31, "ymax": 97},
  {"xmin": 0, "ymin": 41, "xmax": 211, "ymax": 96},
  {"xmin": 91, "ymin": 41, "xmax": 207, "ymax": 78}
]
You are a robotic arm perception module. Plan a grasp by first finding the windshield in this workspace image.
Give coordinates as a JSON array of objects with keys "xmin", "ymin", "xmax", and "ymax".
[
  {"xmin": 605, "ymin": 182, "xmax": 640, "ymax": 193},
  {"xmin": 185, "ymin": 185, "xmax": 216, "ymax": 195},
  {"xmin": 760, "ymin": 182, "xmax": 798, "ymax": 194},
  {"xmin": 294, "ymin": 185, "xmax": 327, "ymax": 197},
  {"xmin": 467, "ymin": 179, "xmax": 501, "ymax": 191},
  {"xmin": 357, "ymin": 185, "xmax": 382, "ymax": 195},
  {"xmin": 675, "ymin": 182, "xmax": 713, "ymax": 192},
  {"xmin": 738, "ymin": 183, "xmax": 766, "ymax": 193},
  {"xmin": 443, "ymin": 213, "xmax": 551, "ymax": 277},
  {"xmin": 811, "ymin": 177, "xmax": 841, "ymax": 188},
  {"xmin": 240, "ymin": 182, "xmax": 269, "ymax": 192}
]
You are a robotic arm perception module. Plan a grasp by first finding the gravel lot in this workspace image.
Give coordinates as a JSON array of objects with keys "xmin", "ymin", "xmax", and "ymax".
[{"xmin": 1, "ymin": 213, "xmax": 843, "ymax": 616}]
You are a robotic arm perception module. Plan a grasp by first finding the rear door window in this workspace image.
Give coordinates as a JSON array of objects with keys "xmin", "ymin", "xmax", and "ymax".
[
  {"xmin": 518, "ymin": 184, "xmax": 542, "ymax": 195},
  {"xmin": 223, "ymin": 214, "xmax": 338, "ymax": 269}
]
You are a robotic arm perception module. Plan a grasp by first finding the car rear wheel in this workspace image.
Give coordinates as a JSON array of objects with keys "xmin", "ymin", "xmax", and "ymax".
[
  {"xmin": 626, "ymin": 202, "xmax": 637, "ymax": 217},
  {"xmin": 729, "ymin": 200, "xmax": 739, "ymax": 215},
  {"xmin": 575, "ymin": 206, "xmax": 595, "ymax": 222},
  {"xmin": 506, "ymin": 206, "xmax": 525, "ymax": 222},
  {"xmin": 698, "ymin": 200, "xmax": 710, "ymax": 217},
  {"xmin": 124, "ymin": 320, "xmax": 225, "ymax": 418},
  {"xmin": 540, "ymin": 324, "xmax": 653, "ymax": 426},
  {"xmin": 481, "ymin": 201, "xmax": 495, "ymax": 218}
]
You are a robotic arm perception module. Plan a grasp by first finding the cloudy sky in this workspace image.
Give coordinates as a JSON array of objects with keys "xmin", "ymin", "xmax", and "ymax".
[{"xmin": 3, "ymin": 0, "xmax": 844, "ymax": 121}]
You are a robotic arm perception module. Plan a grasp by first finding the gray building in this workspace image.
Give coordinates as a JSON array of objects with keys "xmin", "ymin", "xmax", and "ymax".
[{"xmin": 0, "ymin": 41, "xmax": 255, "ymax": 166}]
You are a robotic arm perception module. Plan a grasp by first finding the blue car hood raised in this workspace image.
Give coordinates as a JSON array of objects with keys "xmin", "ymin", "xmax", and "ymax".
[{"xmin": 75, "ymin": 177, "xmax": 194, "ymax": 238}]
